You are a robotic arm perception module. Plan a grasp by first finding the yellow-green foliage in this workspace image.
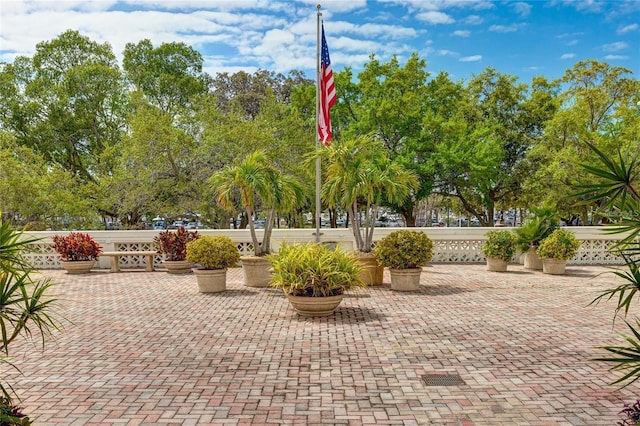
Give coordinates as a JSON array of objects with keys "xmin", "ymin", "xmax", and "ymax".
[
  {"xmin": 373, "ymin": 230, "xmax": 434, "ymax": 269},
  {"xmin": 481, "ymin": 230, "xmax": 516, "ymax": 262},
  {"xmin": 186, "ymin": 235, "xmax": 240, "ymax": 269},
  {"xmin": 536, "ymin": 228, "xmax": 581, "ymax": 260},
  {"xmin": 269, "ymin": 243, "xmax": 365, "ymax": 297}
]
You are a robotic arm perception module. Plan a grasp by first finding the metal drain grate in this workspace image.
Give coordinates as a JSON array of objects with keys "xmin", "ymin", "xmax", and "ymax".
[{"xmin": 422, "ymin": 373, "xmax": 465, "ymax": 386}]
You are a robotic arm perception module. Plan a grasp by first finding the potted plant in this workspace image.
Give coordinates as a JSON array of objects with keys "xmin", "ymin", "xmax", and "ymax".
[
  {"xmin": 186, "ymin": 235, "xmax": 240, "ymax": 293},
  {"xmin": 269, "ymin": 242, "xmax": 366, "ymax": 316},
  {"xmin": 481, "ymin": 230, "xmax": 516, "ymax": 272},
  {"xmin": 210, "ymin": 150, "xmax": 304, "ymax": 287},
  {"xmin": 514, "ymin": 207, "xmax": 558, "ymax": 270},
  {"xmin": 322, "ymin": 135, "xmax": 418, "ymax": 285},
  {"xmin": 373, "ymin": 230, "xmax": 433, "ymax": 291},
  {"xmin": 52, "ymin": 232, "xmax": 102, "ymax": 274},
  {"xmin": 154, "ymin": 227, "xmax": 199, "ymax": 274},
  {"xmin": 536, "ymin": 228, "xmax": 581, "ymax": 275}
]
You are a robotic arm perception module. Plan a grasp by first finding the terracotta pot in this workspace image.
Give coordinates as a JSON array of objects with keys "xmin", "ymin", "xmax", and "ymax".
[
  {"xmin": 194, "ymin": 268, "xmax": 227, "ymax": 293},
  {"xmin": 486, "ymin": 257, "xmax": 508, "ymax": 272},
  {"xmin": 523, "ymin": 247, "xmax": 543, "ymax": 270},
  {"xmin": 389, "ymin": 268, "xmax": 422, "ymax": 291},
  {"xmin": 354, "ymin": 252, "xmax": 383, "ymax": 285},
  {"xmin": 241, "ymin": 255, "xmax": 272, "ymax": 287},
  {"xmin": 542, "ymin": 258, "xmax": 566, "ymax": 275},
  {"xmin": 285, "ymin": 293, "xmax": 344, "ymax": 317},
  {"xmin": 163, "ymin": 260, "xmax": 193, "ymax": 274},
  {"xmin": 60, "ymin": 260, "xmax": 96, "ymax": 274}
]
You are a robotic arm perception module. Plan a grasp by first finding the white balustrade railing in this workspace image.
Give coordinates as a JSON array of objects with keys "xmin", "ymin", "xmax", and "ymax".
[{"xmin": 20, "ymin": 226, "xmax": 633, "ymax": 270}]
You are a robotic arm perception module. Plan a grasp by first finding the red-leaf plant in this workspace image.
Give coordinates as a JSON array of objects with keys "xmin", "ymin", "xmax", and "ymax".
[
  {"xmin": 52, "ymin": 232, "xmax": 102, "ymax": 261},
  {"xmin": 154, "ymin": 227, "xmax": 199, "ymax": 261}
]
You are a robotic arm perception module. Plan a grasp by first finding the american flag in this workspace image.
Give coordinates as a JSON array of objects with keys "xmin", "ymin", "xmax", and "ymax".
[{"xmin": 318, "ymin": 24, "xmax": 336, "ymax": 146}]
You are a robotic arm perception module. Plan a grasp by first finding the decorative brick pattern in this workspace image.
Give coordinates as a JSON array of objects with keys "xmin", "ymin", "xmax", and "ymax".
[{"xmin": 5, "ymin": 264, "xmax": 638, "ymax": 424}]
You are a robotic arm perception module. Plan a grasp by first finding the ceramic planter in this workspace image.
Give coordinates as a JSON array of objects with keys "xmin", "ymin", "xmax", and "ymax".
[
  {"xmin": 60, "ymin": 260, "xmax": 96, "ymax": 274},
  {"xmin": 523, "ymin": 246, "xmax": 543, "ymax": 270},
  {"xmin": 241, "ymin": 255, "xmax": 272, "ymax": 287},
  {"xmin": 285, "ymin": 293, "xmax": 344, "ymax": 317},
  {"xmin": 354, "ymin": 252, "xmax": 383, "ymax": 285},
  {"xmin": 194, "ymin": 268, "xmax": 227, "ymax": 293},
  {"xmin": 542, "ymin": 258, "xmax": 567, "ymax": 275},
  {"xmin": 389, "ymin": 268, "xmax": 422, "ymax": 291},
  {"xmin": 163, "ymin": 260, "xmax": 193, "ymax": 274},
  {"xmin": 486, "ymin": 257, "xmax": 508, "ymax": 272}
]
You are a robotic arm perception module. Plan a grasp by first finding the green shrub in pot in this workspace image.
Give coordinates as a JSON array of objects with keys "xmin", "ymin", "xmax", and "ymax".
[
  {"xmin": 373, "ymin": 230, "xmax": 433, "ymax": 269},
  {"xmin": 481, "ymin": 230, "xmax": 516, "ymax": 262},
  {"xmin": 186, "ymin": 235, "xmax": 240, "ymax": 270},
  {"xmin": 536, "ymin": 229, "xmax": 581, "ymax": 261}
]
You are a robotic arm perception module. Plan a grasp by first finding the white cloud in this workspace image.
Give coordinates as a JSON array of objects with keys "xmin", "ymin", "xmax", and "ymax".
[
  {"xmin": 603, "ymin": 54, "xmax": 629, "ymax": 60},
  {"xmin": 617, "ymin": 23, "xmax": 638, "ymax": 34},
  {"xmin": 416, "ymin": 11, "xmax": 454, "ymax": 24},
  {"xmin": 451, "ymin": 30, "xmax": 470, "ymax": 37},
  {"xmin": 377, "ymin": 0, "xmax": 493, "ymax": 11},
  {"xmin": 560, "ymin": 53, "xmax": 575, "ymax": 59},
  {"xmin": 489, "ymin": 23, "xmax": 525, "ymax": 33},
  {"xmin": 463, "ymin": 15, "xmax": 483, "ymax": 25},
  {"xmin": 460, "ymin": 55, "xmax": 481, "ymax": 62},
  {"xmin": 565, "ymin": 39, "xmax": 579, "ymax": 46},
  {"xmin": 436, "ymin": 49, "xmax": 458, "ymax": 57},
  {"xmin": 602, "ymin": 41, "xmax": 628, "ymax": 52},
  {"xmin": 512, "ymin": 2, "xmax": 532, "ymax": 17}
]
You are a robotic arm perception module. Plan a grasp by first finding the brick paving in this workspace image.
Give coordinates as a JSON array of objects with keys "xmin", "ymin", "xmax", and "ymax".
[{"xmin": 5, "ymin": 264, "xmax": 640, "ymax": 425}]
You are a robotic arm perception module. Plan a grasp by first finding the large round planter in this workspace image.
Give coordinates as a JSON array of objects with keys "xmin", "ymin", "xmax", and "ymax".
[
  {"xmin": 285, "ymin": 293, "xmax": 344, "ymax": 317},
  {"xmin": 542, "ymin": 258, "xmax": 567, "ymax": 275},
  {"xmin": 354, "ymin": 253, "xmax": 383, "ymax": 285},
  {"xmin": 60, "ymin": 260, "xmax": 96, "ymax": 274},
  {"xmin": 523, "ymin": 247, "xmax": 543, "ymax": 270},
  {"xmin": 163, "ymin": 260, "xmax": 193, "ymax": 274},
  {"xmin": 486, "ymin": 257, "xmax": 508, "ymax": 272},
  {"xmin": 241, "ymin": 255, "xmax": 272, "ymax": 287},
  {"xmin": 389, "ymin": 268, "xmax": 422, "ymax": 291},
  {"xmin": 194, "ymin": 268, "xmax": 227, "ymax": 293}
]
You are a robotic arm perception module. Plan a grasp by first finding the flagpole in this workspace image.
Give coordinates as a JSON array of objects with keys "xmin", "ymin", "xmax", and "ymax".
[{"xmin": 315, "ymin": 4, "xmax": 322, "ymax": 242}]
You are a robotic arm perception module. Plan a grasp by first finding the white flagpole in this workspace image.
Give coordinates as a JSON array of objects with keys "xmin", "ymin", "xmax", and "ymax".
[{"xmin": 315, "ymin": 4, "xmax": 322, "ymax": 242}]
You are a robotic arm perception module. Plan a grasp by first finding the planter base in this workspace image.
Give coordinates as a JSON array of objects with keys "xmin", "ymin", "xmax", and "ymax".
[
  {"xmin": 523, "ymin": 247, "xmax": 543, "ymax": 270},
  {"xmin": 355, "ymin": 253, "xmax": 383, "ymax": 285},
  {"xmin": 60, "ymin": 260, "xmax": 96, "ymax": 274},
  {"xmin": 285, "ymin": 294, "xmax": 344, "ymax": 317},
  {"xmin": 241, "ymin": 256, "xmax": 272, "ymax": 287},
  {"xmin": 542, "ymin": 259, "xmax": 566, "ymax": 275},
  {"xmin": 194, "ymin": 268, "xmax": 227, "ymax": 293},
  {"xmin": 389, "ymin": 268, "xmax": 422, "ymax": 291},
  {"xmin": 163, "ymin": 260, "xmax": 193, "ymax": 274},
  {"xmin": 486, "ymin": 257, "xmax": 508, "ymax": 272}
]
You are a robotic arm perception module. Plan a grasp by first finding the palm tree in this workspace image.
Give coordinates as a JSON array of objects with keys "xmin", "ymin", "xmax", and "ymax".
[
  {"xmin": 322, "ymin": 135, "xmax": 419, "ymax": 253},
  {"xmin": 210, "ymin": 150, "xmax": 304, "ymax": 256}
]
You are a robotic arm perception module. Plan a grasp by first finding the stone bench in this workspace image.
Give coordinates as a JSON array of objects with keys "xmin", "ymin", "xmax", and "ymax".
[{"xmin": 100, "ymin": 251, "xmax": 158, "ymax": 272}]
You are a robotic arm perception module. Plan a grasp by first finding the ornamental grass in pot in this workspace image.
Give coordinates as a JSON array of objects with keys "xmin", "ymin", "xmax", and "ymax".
[
  {"xmin": 52, "ymin": 232, "xmax": 102, "ymax": 274},
  {"xmin": 536, "ymin": 228, "xmax": 581, "ymax": 275},
  {"xmin": 269, "ymin": 242, "xmax": 365, "ymax": 316},
  {"xmin": 373, "ymin": 230, "xmax": 433, "ymax": 291},
  {"xmin": 481, "ymin": 230, "xmax": 516, "ymax": 272},
  {"xmin": 186, "ymin": 235, "xmax": 240, "ymax": 293},
  {"xmin": 154, "ymin": 227, "xmax": 199, "ymax": 274}
]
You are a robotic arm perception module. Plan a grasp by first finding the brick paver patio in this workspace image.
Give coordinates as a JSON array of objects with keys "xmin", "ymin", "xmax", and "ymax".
[{"xmin": 6, "ymin": 264, "xmax": 640, "ymax": 425}]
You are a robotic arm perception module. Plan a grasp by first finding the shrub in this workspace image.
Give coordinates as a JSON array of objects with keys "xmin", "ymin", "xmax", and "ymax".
[
  {"xmin": 618, "ymin": 399, "xmax": 640, "ymax": 426},
  {"xmin": 186, "ymin": 235, "xmax": 240, "ymax": 270},
  {"xmin": 154, "ymin": 227, "xmax": 199, "ymax": 261},
  {"xmin": 481, "ymin": 230, "xmax": 516, "ymax": 262},
  {"xmin": 52, "ymin": 232, "xmax": 102, "ymax": 261},
  {"xmin": 373, "ymin": 230, "xmax": 433, "ymax": 269},
  {"xmin": 536, "ymin": 228, "xmax": 581, "ymax": 261},
  {"xmin": 269, "ymin": 243, "xmax": 365, "ymax": 297},
  {"xmin": 0, "ymin": 396, "xmax": 30, "ymax": 425}
]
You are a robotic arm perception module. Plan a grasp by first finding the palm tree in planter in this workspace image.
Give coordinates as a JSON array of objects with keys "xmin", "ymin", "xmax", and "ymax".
[
  {"xmin": 322, "ymin": 135, "xmax": 418, "ymax": 285},
  {"xmin": 373, "ymin": 230, "xmax": 433, "ymax": 291},
  {"xmin": 514, "ymin": 206, "xmax": 559, "ymax": 270},
  {"xmin": 481, "ymin": 230, "xmax": 516, "ymax": 272},
  {"xmin": 210, "ymin": 150, "xmax": 304, "ymax": 287},
  {"xmin": 186, "ymin": 235, "xmax": 240, "ymax": 293},
  {"xmin": 535, "ymin": 228, "xmax": 581, "ymax": 275},
  {"xmin": 269, "ymin": 242, "xmax": 366, "ymax": 316}
]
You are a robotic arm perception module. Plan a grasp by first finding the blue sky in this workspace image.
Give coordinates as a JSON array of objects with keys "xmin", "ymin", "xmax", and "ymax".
[{"xmin": 1, "ymin": 0, "xmax": 638, "ymax": 84}]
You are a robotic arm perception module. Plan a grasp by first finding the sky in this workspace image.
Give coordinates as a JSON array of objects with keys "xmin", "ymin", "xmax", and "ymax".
[{"xmin": 0, "ymin": 0, "xmax": 638, "ymax": 84}]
